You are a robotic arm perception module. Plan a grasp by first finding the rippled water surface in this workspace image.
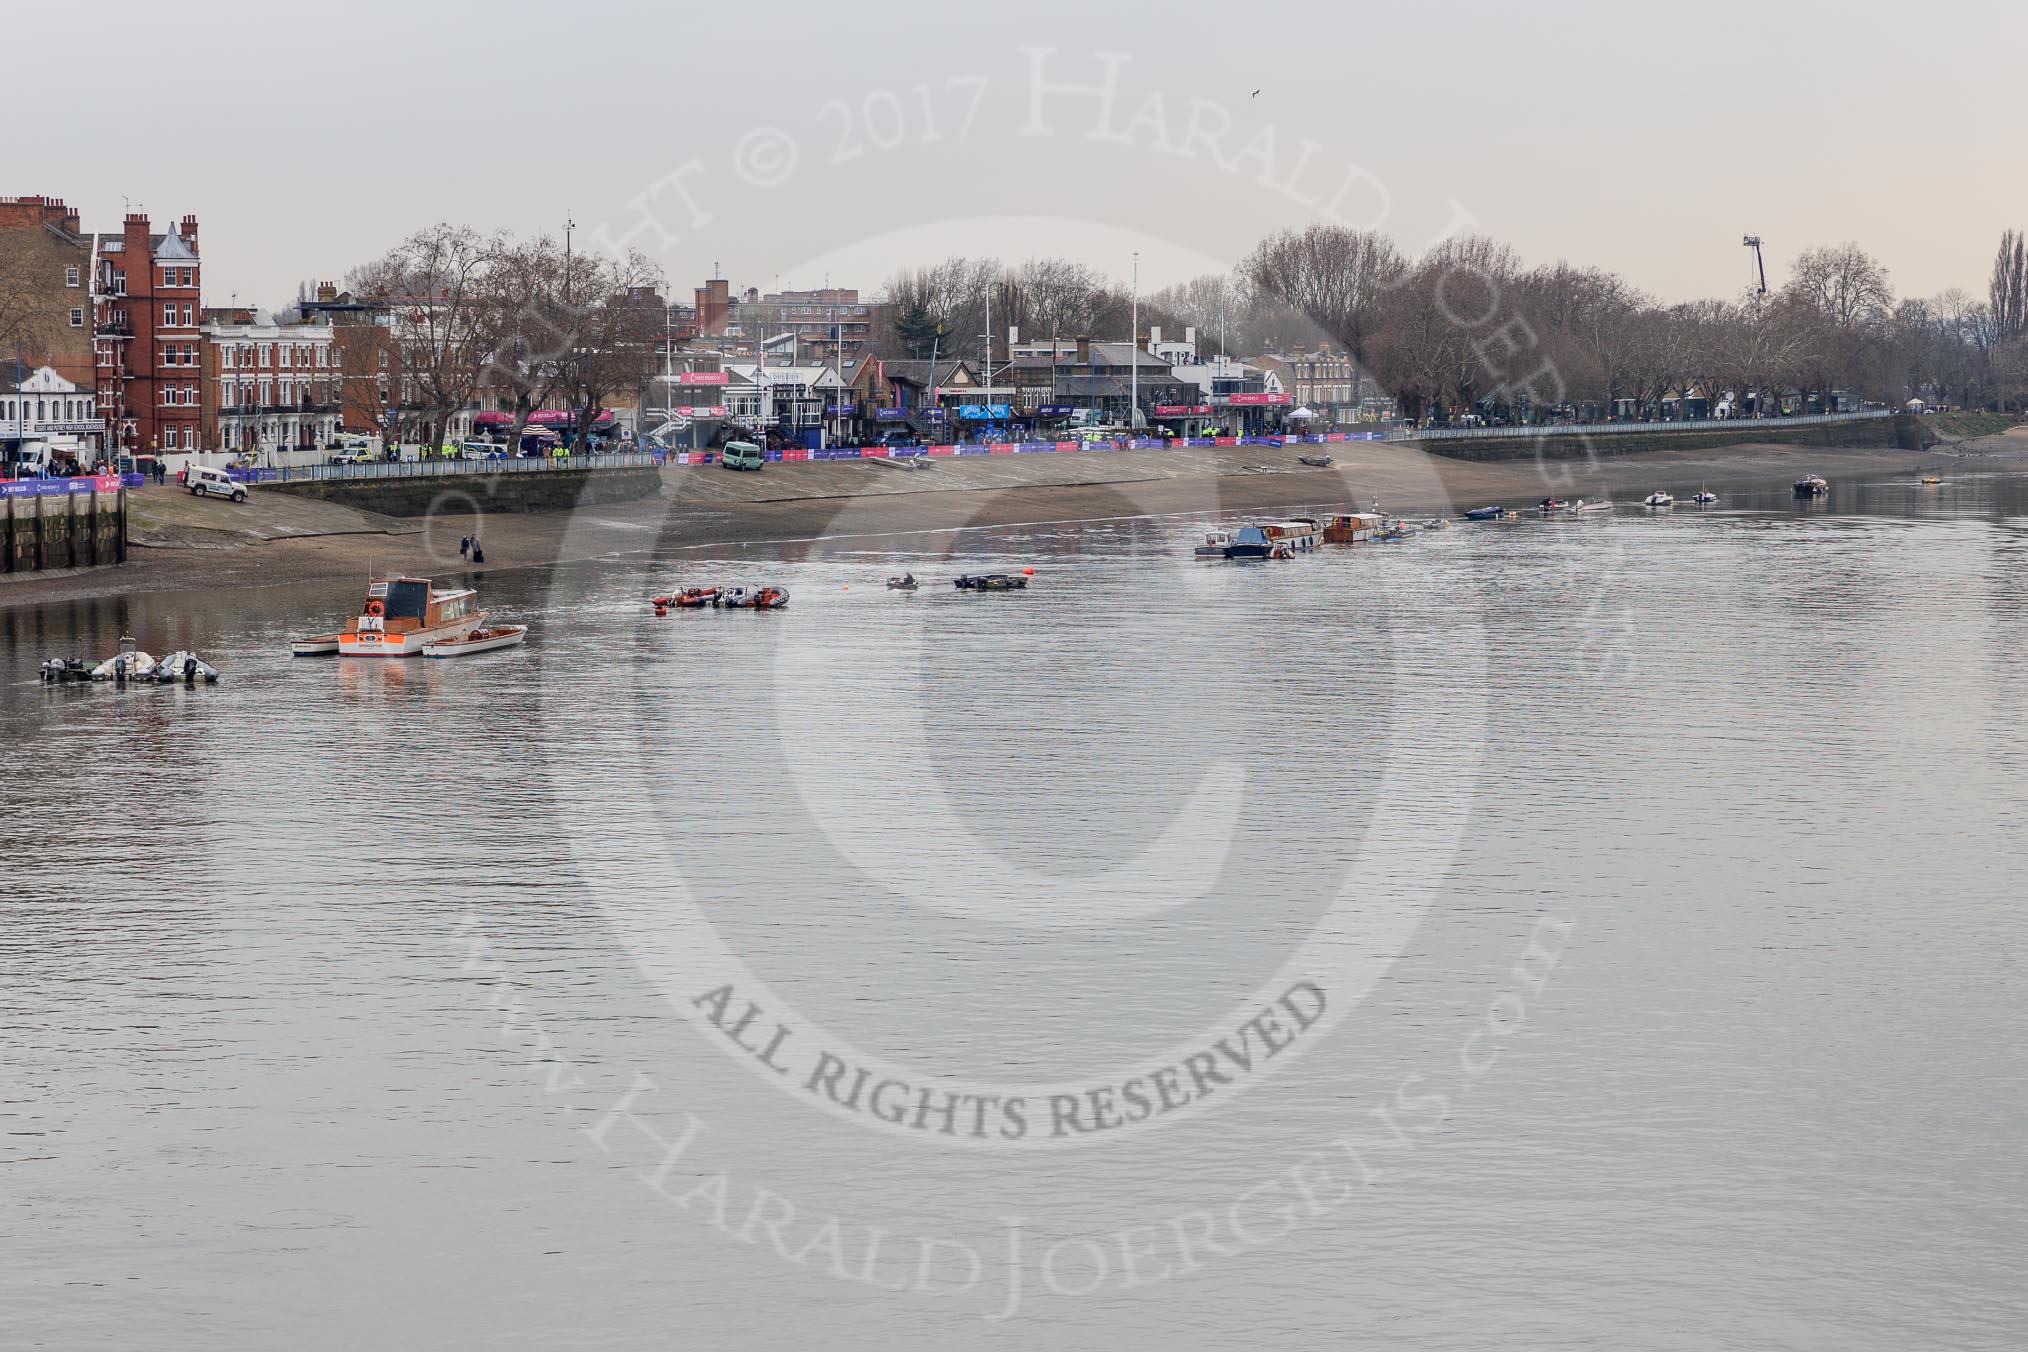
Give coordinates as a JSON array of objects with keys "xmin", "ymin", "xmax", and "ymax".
[{"xmin": 4, "ymin": 469, "xmax": 2026, "ymax": 1350}]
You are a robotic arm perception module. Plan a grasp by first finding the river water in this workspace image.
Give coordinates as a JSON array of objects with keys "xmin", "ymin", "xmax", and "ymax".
[{"xmin": 4, "ymin": 466, "xmax": 2025, "ymax": 1350}]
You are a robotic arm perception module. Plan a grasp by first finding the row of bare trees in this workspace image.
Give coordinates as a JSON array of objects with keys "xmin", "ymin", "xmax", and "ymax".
[
  {"xmin": 878, "ymin": 226, "xmax": 2028, "ymax": 422},
  {"xmin": 343, "ymin": 224, "xmax": 663, "ymax": 449}
]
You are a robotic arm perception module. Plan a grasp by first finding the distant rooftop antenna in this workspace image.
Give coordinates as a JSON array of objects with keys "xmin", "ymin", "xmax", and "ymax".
[{"xmin": 1743, "ymin": 235, "xmax": 1767, "ymax": 295}]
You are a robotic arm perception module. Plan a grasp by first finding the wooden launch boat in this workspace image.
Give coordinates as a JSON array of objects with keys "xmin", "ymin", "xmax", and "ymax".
[{"xmin": 422, "ymin": 625, "xmax": 528, "ymax": 658}]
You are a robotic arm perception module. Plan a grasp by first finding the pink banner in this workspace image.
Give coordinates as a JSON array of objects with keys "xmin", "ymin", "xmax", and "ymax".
[
  {"xmin": 926, "ymin": 445, "xmax": 957, "ymax": 456},
  {"xmin": 1056, "ymin": 440, "xmax": 1077, "ymax": 452},
  {"xmin": 988, "ymin": 443, "xmax": 1016, "ymax": 454},
  {"xmin": 1213, "ymin": 436, "xmax": 1237, "ymax": 446},
  {"xmin": 678, "ymin": 371, "xmax": 729, "ymax": 385}
]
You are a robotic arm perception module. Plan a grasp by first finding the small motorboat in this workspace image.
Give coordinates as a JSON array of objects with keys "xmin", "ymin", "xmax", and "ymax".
[
  {"xmin": 151, "ymin": 651, "xmax": 220, "ymax": 683},
  {"xmin": 92, "ymin": 637, "xmax": 157, "ymax": 682},
  {"xmin": 887, "ymin": 575, "xmax": 920, "ymax": 591},
  {"xmin": 1572, "ymin": 498, "xmax": 1612, "ymax": 513},
  {"xmin": 40, "ymin": 658, "xmax": 95, "ymax": 683},
  {"xmin": 953, "ymin": 573, "xmax": 1028, "ymax": 590},
  {"xmin": 338, "ymin": 577, "xmax": 484, "ymax": 656},
  {"xmin": 1537, "ymin": 497, "xmax": 1573, "ymax": 515},
  {"xmin": 1422, "ymin": 517, "xmax": 1453, "ymax": 530},
  {"xmin": 1463, "ymin": 505, "xmax": 1506, "ymax": 521},
  {"xmin": 1296, "ymin": 453, "xmax": 1333, "ymax": 468},
  {"xmin": 1643, "ymin": 491, "xmax": 1674, "ymax": 508},
  {"xmin": 1221, "ymin": 526, "xmax": 1286, "ymax": 560},
  {"xmin": 1194, "ymin": 529, "xmax": 1237, "ymax": 558},
  {"xmin": 1794, "ymin": 475, "xmax": 1829, "ymax": 498},
  {"xmin": 654, "ymin": 587, "xmax": 721, "ymax": 610},
  {"xmin": 292, "ymin": 633, "xmax": 341, "ymax": 657},
  {"xmin": 423, "ymin": 625, "xmax": 528, "ymax": 658},
  {"xmin": 718, "ymin": 585, "xmax": 790, "ymax": 609},
  {"xmin": 1692, "ymin": 490, "xmax": 1719, "ymax": 505},
  {"xmin": 1919, "ymin": 475, "xmax": 1943, "ymax": 486}
]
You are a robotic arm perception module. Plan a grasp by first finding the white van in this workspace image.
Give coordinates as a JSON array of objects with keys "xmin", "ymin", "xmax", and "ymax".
[{"xmin": 186, "ymin": 464, "xmax": 248, "ymax": 502}]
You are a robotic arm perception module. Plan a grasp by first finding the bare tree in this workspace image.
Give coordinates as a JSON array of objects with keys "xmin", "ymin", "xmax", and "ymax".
[
  {"xmin": 477, "ymin": 235, "xmax": 574, "ymax": 453},
  {"xmin": 1991, "ymin": 229, "xmax": 2027, "ymax": 344},
  {"xmin": 552, "ymin": 247, "xmax": 665, "ymax": 451},
  {"xmin": 1239, "ymin": 225, "xmax": 1405, "ymax": 367},
  {"xmin": 347, "ymin": 224, "xmax": 501, "ymax": 449},
  {"xmin": 0, "ymin": 247, "xmax": 51, "ymax": 359}
]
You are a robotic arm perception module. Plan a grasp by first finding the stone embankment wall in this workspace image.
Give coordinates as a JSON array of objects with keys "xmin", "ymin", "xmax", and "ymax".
[
  {"xmin": 2, "ymin": 489, "xmax": 125, "ymax": 575},
  {"xmin": 265, "ymin": 468, "xmax": 663, "ymax": 517},
  {"xmin": 1416, "ymin": 414, "xmax": 1932, "ymax": 462}
]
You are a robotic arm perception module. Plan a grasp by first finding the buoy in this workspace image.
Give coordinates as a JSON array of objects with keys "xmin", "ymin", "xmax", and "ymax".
[
  {"xmin": 655, "ymin": 603, "xmax": 668, "ymax": 617},
  {"xmin": 1022, "ymin": 566, "xmax": 1035, "ymax": 575}
]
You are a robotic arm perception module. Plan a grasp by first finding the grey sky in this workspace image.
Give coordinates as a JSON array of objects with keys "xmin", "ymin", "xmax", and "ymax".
[{"xmin": 16, "ymin": 0, "xmax": 2021, "ymax": 310}]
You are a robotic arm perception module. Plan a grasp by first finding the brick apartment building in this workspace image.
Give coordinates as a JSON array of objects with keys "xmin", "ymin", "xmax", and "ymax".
[
  {"xmin": 90, "ymin": 212, "xmax": 204, "ymax": 454},
  {"xmin": 300, "ymin": 282, "xmax": 395, "ymax": 440},
  {"xmin": 0, "ymin": 196, "xmax": 96, "ymax": 392},
  {"xmin": 201, "ymin": 306, "xmax": 341, "ymax": 456}
]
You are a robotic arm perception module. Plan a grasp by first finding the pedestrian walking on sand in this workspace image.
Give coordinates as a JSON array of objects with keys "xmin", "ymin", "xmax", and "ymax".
[
  {"xmin": 460, "ymin": 535, "xmax": 471, "ymax": 559},
  {"xmin": 470, "ymin": 540, "xmax": 484, "ymax": 564}
]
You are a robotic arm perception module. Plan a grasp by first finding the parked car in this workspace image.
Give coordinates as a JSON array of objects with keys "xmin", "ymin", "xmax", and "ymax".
[
  {"xmin": 329, "ymin": 452, "xmax": 373, "ymax": 465},
  {"xmin": 186, "ymin": 465, "xmax": 247, "ymax": 502}
]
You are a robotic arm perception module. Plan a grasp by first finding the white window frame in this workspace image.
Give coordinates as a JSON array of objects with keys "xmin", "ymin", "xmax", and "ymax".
[
  {"xmin": 69, "ymin": 307, "xmax": 84, "ymax": 328},
  {"xmin": 65, "ymin": 265, "xmax": 80, "ymax": 287}
]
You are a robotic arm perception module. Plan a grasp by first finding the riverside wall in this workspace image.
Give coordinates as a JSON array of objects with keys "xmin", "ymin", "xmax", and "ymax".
[
  {"xmin": 1, "ymin": 486, "xmax": 126, "ymax": 577},
  {"xmin": 264, "ymin": 467, "xmax": 663, "ymax": 517},
  {"xmin": 1412, "ymin": 414, "xmax": 1932, "ymax": 462}
]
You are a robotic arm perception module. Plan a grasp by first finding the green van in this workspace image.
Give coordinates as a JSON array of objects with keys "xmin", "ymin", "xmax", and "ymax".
[{"xmin": 720, "ymin": 441, "xmax": 765, "ymax": 471}]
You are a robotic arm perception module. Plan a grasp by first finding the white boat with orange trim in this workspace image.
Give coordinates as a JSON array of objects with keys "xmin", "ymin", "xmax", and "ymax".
[
  {"xmin": 423, "ymin": 624, "xmax": 527, "ymax": 658},
  {"xmin": 338, "ymin": 576, "xmax": 483, "ymax": 656}
]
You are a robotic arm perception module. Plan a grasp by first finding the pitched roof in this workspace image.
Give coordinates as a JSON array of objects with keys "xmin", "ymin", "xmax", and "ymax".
[{"xmin": 153, "ymin": 226, "xmax": 197, "ymax": 262}]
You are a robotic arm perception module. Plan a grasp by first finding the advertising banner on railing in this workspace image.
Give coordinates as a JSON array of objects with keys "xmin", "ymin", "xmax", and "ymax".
[{"xmin": 677, "ymin": 372, "xmax": 730, "ymax": 385}]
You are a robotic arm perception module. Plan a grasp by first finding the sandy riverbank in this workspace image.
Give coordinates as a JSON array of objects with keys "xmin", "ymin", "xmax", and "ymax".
[{"xmin": 5, "ymin": 430, "xmax": 2022, "ymax": 609}]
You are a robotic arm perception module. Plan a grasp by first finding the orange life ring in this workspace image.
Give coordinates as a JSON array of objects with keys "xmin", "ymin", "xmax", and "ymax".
[{"xmin": 365, "ymin": 599, "xmax": 384, "ymax": 617}]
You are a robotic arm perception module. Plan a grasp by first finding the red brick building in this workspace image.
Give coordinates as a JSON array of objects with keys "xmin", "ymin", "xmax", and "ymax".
[
  {"xmin": 0, "ymin": 196, "xmax": 96, "ymax": 392},
  {"xmin": 91, "ymin": 212, "xmax": 204, "ymax": 454}
]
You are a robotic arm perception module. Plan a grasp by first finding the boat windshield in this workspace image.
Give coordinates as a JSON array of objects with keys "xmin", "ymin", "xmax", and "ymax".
[{"xmin": 383, "ymin": 579, "xmax": 429, "ymax": 619}]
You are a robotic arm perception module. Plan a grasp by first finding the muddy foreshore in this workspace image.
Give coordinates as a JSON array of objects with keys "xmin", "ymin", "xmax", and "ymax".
[{"xmin": 4, "ymin": 432, "xmax": 2018, "ymax": 609}]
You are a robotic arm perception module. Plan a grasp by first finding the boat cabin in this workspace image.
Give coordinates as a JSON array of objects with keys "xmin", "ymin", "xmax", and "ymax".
[
  {"xmin": 1322, "ymin": 512, "xmax": 1384, "ymax": 544},
  {"xmin": 361, "ymin": 577, "xmax": 477, "ymax": 633}
]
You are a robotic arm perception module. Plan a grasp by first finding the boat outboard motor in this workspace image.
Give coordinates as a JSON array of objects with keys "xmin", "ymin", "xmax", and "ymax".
[{"xmin": 183, "ymin": 655, "xmax": 198, "ymax": 682}]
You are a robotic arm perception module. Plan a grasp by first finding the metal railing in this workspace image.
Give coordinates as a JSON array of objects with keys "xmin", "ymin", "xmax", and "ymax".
[
  {"xmin": 235, "ymin": 452, "xmax": 661, "ymax": 484},
  {"xmin": 1386, "ymin": 410, "xmax": 1891, "ymax": 442}
]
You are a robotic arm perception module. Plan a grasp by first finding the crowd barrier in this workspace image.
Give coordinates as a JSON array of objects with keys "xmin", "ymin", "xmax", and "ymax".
[
  {"xmin": 219, "ymin": 452, "xmax": 664, "ymax": 484},
  {"xmin": 0, "ymin": 474, "xmax": 137, "ymax": 498},
  {"xmin": 664, "ymin": 430, "xmax": 1389, "ymax": 466}
]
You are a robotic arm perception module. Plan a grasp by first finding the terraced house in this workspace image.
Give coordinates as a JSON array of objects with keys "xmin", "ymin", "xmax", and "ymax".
[
  {"xmin": 201, "ymin": 307, "xmax": 341, "ymax": 456},
  {"xmin": 90, "ymin": 211, "xmax": 204, "ymax": 454}
]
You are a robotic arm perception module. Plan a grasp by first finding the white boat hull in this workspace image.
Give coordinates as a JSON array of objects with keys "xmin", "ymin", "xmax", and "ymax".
[
  {"xmin": 340, "ymin": 618, "xmax": 481, "ymax": 656},
  {"xmin": 422, "ymin": 626, "xmax": 527, "ymax": 658}
]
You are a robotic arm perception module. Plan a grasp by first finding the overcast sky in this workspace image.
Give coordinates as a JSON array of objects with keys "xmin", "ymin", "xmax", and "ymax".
[{"xmin": 15, "ymin": 0, "xmax": 2021, "ymax": 311}]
